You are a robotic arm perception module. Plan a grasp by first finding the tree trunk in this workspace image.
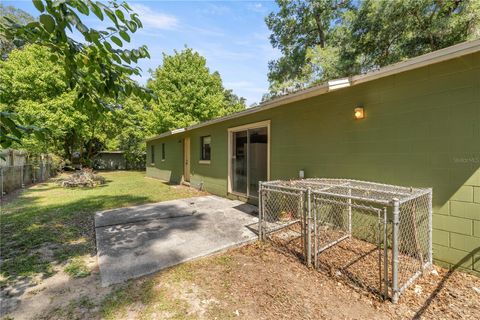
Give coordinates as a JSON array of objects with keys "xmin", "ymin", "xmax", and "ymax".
[{"xmin": 314, "ymin": 15, "xmax": 326, "ymax": 48}]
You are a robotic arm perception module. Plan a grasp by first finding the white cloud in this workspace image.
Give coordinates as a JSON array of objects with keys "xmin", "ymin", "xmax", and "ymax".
[
  {"xmin": 247, "ymin": 3, "xmax": 267, "ymax": 13},
  {"xmin": 198, "ymin": 3, "xmax": 231, "ymax": 15},
  {"xmin": 188, "ymin": 26, "xmax": 225, "ymax": 37},
  {"xmin": 200, "ymin": 44, "xmax": 255, "ymax": 61},
  {"xmin": 130, "ymin": 4, "xmax": 178, "ymax": 30},
  {"xmin": 224, "ymin": 81, "xmax": 263, "ymax": 92}
]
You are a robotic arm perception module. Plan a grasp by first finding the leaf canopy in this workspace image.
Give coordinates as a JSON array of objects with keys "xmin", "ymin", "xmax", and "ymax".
[
  {"xmin": 265, "ymin": 0, "xmax": 480, "ymax": 99},
  {"xmin": 0, "ymin": 0, "xmax": 153, "ymax": 149}
]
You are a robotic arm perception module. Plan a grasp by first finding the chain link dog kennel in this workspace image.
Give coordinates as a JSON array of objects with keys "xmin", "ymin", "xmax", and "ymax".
[{"xmin": 258, "ymin": 178, "xmax": 432, "ymax": 303}]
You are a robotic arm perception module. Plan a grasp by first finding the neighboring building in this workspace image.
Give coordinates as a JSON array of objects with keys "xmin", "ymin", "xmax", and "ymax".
[
  {"xmin": 93, "ymin": 151, "xmax": 146, "ymax": 170},
  {"xmin": 146, "ymin": 40, "xmax": 480, "ymax": 274}
]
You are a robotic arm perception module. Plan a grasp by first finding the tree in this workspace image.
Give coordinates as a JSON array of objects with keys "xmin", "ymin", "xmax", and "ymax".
[
  {"xmin": 0, "ymin": 0, "xmax": 152, "ymax": 149},
  {"xmin": 147, "ymin": 48, "xmax": 245, "ymax": 133},
  {"xmin": 223, "ymin": 89, "xmax": 247, "ymax": 115},
  {"xmin": 0, "ymin": 44, "xmax": 116, "ymax": 163},
  {"xmin": 0, "ymin": 4, "xmax": 35, "ymax": 59},
  {"xmin": 265, "ymin": 0, "xmax": 352, "ymax": 94},
  {"xmin": 112, "ymin": 96, "xmax": 153, "ymax": 169},
  {"xmin": 265, "ymin": 0, "xmax": 480, "ymax": 98},
  {"xmin": 348, "ymin": 0, "xmax": 480, "ymax": 72}
]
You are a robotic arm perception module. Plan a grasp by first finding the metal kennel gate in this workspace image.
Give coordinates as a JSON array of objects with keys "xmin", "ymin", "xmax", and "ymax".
[{"xmin": 258, "ymin": 179, "xmax": 432, "ymax": 303}]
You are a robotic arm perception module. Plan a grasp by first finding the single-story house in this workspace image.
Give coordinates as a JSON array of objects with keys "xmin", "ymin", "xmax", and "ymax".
[{"xmin": 146, "ymin": 40, "xmax": 480, "ymax": 275}]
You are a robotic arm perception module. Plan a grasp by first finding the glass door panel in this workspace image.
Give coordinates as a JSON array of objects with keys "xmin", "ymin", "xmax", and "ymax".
[
  {"xmin": 232, "ymin": 130, "xmax": 247, "ymax": 194},
  {"xmin": 248, "ymin": 127, "xmax": 268, "ymax": 197}
]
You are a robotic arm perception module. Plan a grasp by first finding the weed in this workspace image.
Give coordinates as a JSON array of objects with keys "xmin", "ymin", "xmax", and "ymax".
[
  {"xmin": 214, "ymin": 255, "xmax": 233, "ymax": 266},
  {"xmin": 64, "ymin": 257, "xmax": 90, "ymax": 278}
]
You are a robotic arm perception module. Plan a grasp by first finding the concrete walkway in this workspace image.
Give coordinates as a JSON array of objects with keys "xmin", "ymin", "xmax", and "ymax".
[{"xmin": 95, "ymin": 195, "xmax": 258, "ymax": 286}]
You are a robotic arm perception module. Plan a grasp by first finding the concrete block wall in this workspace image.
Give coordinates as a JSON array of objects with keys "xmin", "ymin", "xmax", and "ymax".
[
  {"xmin": 147, "ymin": 50, "xmax": 480, "ymax": 274},
  {"xmin": 432, "ymin": 169, "xmax": 480, "ymax": 273}
]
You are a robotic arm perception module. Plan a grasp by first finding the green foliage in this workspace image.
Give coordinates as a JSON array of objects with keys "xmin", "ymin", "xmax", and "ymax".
[
  {"xmin": 110, "ymin": 96, "xmax": 152, "ymax": 168},
  {"xmin": 0, "ymin": 45, "xmax": 113, "ymax": 160},
  {"xmin": 147, "ymin": 47, "xmax": 246, "ymax": 133},
  {"xmin": 0, "ymin": 5, "xmax": 40, "ymax": 153},
  {"xmin": 0, "ymin": 112, "xmax": 45, "ymax": 151},
  {"xmin": 0, "ymin": 4, "xmax": 35, "ymax": 60},
  {"xmin": 265, "ymin": 0, "xmax": 480, "ymax": 98},
  {"xmin": 0, "ymin": 44, "xmax": 245, "ymax": 163},
  {"xmin": 0, "ymin": 0, "xmax": 152, "ymax": 149},
  {"xmin": 64, "ymin": 257, "xmax": 90, "ymax": 278},
  {"xmin": 1, "ymin": 4, "xmax": 246, "ymax": 159},
  {"xmin": 223, "ymin": 89, "xmax": 247, "ymax": 115},
  {"xmin": 265, "ymin": 0, "xmax": 352, "ymax": 90},
  {"xmin": 348, "ymin": 0, "xmax": 480, "ymax": 71}
]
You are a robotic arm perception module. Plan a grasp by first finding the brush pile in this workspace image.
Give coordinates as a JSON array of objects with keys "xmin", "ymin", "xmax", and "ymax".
[{"xmin": 59, "ymin": 168, "xmax": 106, "ymax": 188}]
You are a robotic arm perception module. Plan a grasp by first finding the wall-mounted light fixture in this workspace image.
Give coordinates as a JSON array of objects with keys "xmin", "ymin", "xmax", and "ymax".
[
  {"xmin": 299, "ymin": 170, "xmax": 305, "ymax": 179},
  {"xmin": 354, "ymin": 106, "xmax": 365, "ymax": 120}
]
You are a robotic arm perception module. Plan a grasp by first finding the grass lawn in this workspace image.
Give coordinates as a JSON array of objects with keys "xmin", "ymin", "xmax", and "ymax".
[
  {"xmin": 2, "ymin": 171, "xmax": 479, "ymax": 320},
  {"xmin": 0, "ymin": 171, "xmax": 202, "ymax": 285}
]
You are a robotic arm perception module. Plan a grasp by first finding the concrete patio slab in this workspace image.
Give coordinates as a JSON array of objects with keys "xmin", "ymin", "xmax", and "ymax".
[{"xmin": 95, "ymin": 195, "xmax": 258, "ymax": 286}]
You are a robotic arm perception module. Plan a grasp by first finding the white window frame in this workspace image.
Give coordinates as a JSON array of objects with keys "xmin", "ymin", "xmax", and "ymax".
[
  {"xmin": 161, "ymin": 143, "xmax": 166, "ymax": 161},
  {"xmin": 199, "ymin": 135, "xmax": 211, "ymax": 164}
]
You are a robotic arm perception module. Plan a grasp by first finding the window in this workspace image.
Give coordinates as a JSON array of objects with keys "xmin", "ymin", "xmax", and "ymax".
[
  {"xmin": 161, "ymin": 143, "xmax": 166, "ymax": 160},
  {"xmin": 200, "ymin": 136, "xmax": 211, "ymax": 161},
  {"xmin": 150, "ymin": 145, "xmax": 155, "ymax": 163}
]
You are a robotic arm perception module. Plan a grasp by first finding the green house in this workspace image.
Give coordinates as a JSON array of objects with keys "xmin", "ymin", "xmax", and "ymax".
[{"xmin": 146, "ymin": 40, "xmax": 480, "ymax": 275}]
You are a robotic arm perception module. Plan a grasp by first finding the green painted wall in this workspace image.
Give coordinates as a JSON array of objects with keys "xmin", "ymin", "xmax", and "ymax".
[
  {"xmin": 146, "ymin": 134, "xmax": 184, "ymax": 183},
  {"xmin": 147, "ymin": 51, "xmax": 480, "ymax": 274}
]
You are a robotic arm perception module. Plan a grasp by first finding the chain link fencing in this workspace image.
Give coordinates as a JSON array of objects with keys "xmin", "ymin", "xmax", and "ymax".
[{"xmin": 259, "ymin": 178, "xmax": 432, "ymax": 303}]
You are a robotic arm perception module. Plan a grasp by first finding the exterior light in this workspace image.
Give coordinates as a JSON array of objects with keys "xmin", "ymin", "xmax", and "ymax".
[
  {"xmin": 299, "ymin": 170, "xmax": 305, "ymax": 179},
  {"xmin": 354, "ymin": 107, "xmax": 365, "ymax": 120}
]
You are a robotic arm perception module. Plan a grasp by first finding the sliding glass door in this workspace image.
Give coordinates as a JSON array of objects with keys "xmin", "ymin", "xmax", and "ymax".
[
  {"xmin": 232, "ymin": 131, "xmax": 248, "ymax": 194},
  {"xmin": 248, "ymin": 127, "xmax": 268, "ymax": 197},
  {"xmin": 230, "ymin": 122, "xmax": 268, "ymax": 198}
]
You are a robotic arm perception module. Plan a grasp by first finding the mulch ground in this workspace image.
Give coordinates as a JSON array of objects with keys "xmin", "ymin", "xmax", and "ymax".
[
  {"xmin": 31, "ymin": 241, "xmax": 480, "ymax": 320},
  {"xmin": 190, "ymin": 242, "xmax": 480, "ymax": 319}
]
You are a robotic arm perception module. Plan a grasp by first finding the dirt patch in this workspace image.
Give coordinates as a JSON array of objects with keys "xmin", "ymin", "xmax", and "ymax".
[
  {"xmin": 189, "ymin": 244, "xmax": 479, "ymax": 319},
  {"xmin": 1, "ymin": 172, "xmax": 209, "ymax": 319},
  {"xmin": 191, "ymin": 243, "xmax": 389, "ymax": 320},
  {"xmin": 86, "ymin": 242, "xmax": 479, "ymax": 320},
  {"xmin": 3, "ymin": 241, "xmax": 479, "ymax": 319},
  {"xmin": 1, "ymin": 255, "xmax": 113, "ymax": 320},
  {"xmin": 0, "ymin": 186, "xmax": 28, "ymax": 205},
  {"xmin": 2, "ymin": 221, "xmax": 479, "ymax": 320}
]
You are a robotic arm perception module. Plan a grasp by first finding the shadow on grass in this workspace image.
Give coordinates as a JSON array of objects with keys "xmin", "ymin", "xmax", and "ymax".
[
  {"xmin": 18, "ymin": 185, "xmax": 59, "ymax": 193},
  {"xmin": 412, "ymin": 247, "xmax": 480, "ymax": 319},
  {"xmin": 0, "ymin": 193, "xmax": 159, "ymax": 316},
  {"xmin": 0, "ymin": 173, "xmax": 206, "ymax": 317},
  {"xmin": 1, "ymin": 194, "xmax": 151, "ymax": 282}
]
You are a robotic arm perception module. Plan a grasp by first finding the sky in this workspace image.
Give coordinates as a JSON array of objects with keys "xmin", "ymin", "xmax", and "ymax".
[{"xmin": 5, "ymin": 0, "xmax": 281, "ymax": 105}]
